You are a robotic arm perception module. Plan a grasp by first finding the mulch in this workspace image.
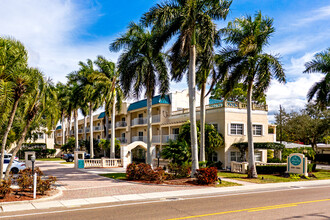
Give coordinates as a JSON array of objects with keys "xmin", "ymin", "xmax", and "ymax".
[
  {"xmin": 0, "ymin": 189, "xmax": 56, "ymax": 203},
  {"xmin": 126, "ymin": 178, "xmax": 215, "ymax": 187}
]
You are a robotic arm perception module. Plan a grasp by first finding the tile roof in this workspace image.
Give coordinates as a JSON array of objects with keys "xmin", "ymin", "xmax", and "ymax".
[
  {"xmin": 98, "ymin": 112, "xmax": 105, "ymax": 119},
  {"xmin": 127, "ymin": 95, "xmax": 171, "ymax": 111},
  {"xmin": 55, "ymin": 125, "xmax": 62, "ymax": 130}
]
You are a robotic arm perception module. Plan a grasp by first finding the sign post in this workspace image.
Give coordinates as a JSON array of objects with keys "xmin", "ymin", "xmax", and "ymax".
[{"xmin": 287, "ymin": 153, "xmax": 308, "ymax": 176}]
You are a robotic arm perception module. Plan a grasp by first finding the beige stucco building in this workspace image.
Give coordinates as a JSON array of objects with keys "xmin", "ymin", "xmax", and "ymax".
[{"xmin": 54, "ymin": 89, "xmax": 276, "ymax": 168}]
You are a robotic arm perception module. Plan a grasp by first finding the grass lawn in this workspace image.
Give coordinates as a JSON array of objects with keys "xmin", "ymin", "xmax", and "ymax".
[
  {"xmin": 37, "ymin": 158, "xmax": 64, "ymax": 161},
  {"xmin": 100, "ymin": 173, "xmax": 127, "ymax": 180},
  {"xmin": 215, "ymin": 181, "xmax": 242, "ymax": 187},
  {"xmin": 218, "ymin": 169, "xmax": 330, "ymax": 184}
]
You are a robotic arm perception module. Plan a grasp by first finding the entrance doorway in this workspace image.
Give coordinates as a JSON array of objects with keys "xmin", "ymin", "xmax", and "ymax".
[{"xmin": 131, "ymin": 146, "xmax": 146, "ymax": 164}]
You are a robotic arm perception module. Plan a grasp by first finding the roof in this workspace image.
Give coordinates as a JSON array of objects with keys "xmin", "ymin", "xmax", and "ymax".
[
  {"xmin": 55, "ymin": 125, "xmax": 62, "ymax": 130},
  {"xmin": 127, "ymin": 95, "xmax": 171, "ymax": 111},
  {"xmin": 98, "ymin": 112, "xmax": 105, "ymax": 119}
]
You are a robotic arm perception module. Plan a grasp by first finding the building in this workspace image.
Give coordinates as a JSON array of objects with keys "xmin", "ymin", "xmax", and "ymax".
[{"xmin": 55, "ymin": 89, "xmax": 276, "ymax": 168}]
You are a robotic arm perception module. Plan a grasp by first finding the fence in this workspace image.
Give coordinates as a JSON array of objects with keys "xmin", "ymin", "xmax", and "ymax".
[
  {"xmin": 84, "ymin": 158, "xmax": 122, "ymax": 168},
  {"xmin": 230, "ymin": 161, "xmax": 248, "ymax": 174}
]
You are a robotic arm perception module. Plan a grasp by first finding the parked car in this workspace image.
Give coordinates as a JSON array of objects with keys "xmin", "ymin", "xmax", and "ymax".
[
  {"xmin": 3, "ymin": 158, "xmax": 26, "ymax": 174},
  {"xmin": 1, "ymin": 153, "xmax": 19, "ymax": 161},
  {"xmin": 62, "ymin": 153, "xmax": 90, "ymax": 162}
]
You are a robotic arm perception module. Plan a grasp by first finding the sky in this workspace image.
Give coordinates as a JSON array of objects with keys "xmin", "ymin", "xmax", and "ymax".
[{"xmin": 0, "ymin": 0, "xmax": 329, "ymax": 122}]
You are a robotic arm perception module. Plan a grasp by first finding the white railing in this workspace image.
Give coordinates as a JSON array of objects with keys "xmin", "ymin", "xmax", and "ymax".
[
  {"xmin": 230, "ymin": 161, "xmax": 248, "ymax": 174},
  {"xmin": 116, "ymin": 121, "xmax": 127, "ymax": 128},
  {"xmin": 131, "ymin": 117, "xmax": 147, "ymax": 126},
  {"xmin": 162, "ymin": 134, "xmax": 179, "ymax": 143},
  {"xmin": 94, "ymin": 126, "xmax": 103, "ymax": 131},
  {"xmin": 152, "ymin": 115, "xmax": 160, "ymax": 123},
  {"xmin": 84, "ymin": 158, "xmax": 123, "ymax": 168},
  {"xmin": 132, "ymin": 136, "xmax": 147, "ymax": 142},
  {"xmin": 152, "ymin": 135, "xmax": 161, "ymax": 143},
  {"xmin": 84, "ymin": 159, "xmax": 102, "ymax": 168},
  {"xmin": 116, "ymin": 137, "xmax": 127, "ymax": 143}
]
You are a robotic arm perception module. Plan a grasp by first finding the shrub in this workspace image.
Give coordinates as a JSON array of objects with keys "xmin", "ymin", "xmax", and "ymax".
[
  {"xmin": 308, "ymin": 163, "xmax": 316, "ymax": 172},
  {"xmin": 256, "ymin": 165, "xmax": 287, "ymax": 174},
  {"xmin": 126, "ymin": 163, "xmax": 165, "ymax": 183},
  {"xmin": 168, "ymin": 162, "xmax": 191, "ymax": 178},
  {"xmin": 206, "ymin": 161, "xmax": 223, "ymax": 170},
  {"xmin": 37, "ymin": 176, "xmax": 57, "ymax": 195},
  {"xmin": 195, "ymin": 167, "xmax": 218, "ymax": 185},
  {"xmin": 267, "ymin": 158, "xmax": 285, "ymax": 163},
  {"xmin": 0, "ymin": 179, "xmax": 12, "ymax": 198}
]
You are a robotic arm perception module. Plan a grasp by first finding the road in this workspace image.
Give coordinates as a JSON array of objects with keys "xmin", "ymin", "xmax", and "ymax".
[{"xmin": 1, "ymin": 185, "xmax": 329, "ymax": 220}]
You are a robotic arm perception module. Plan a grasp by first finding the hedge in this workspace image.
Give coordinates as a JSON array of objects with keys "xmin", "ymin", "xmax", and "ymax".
[
  {"xmin": 232, "ymin": 142, "xmax": 285, "ymax": 151},
  {"xmin": 18, "ymin": 148, "xmax": 56, "ymax": 159},
  {"xmin": 256, "ymin": 165, "xmax": 287, "ymax": 174}
]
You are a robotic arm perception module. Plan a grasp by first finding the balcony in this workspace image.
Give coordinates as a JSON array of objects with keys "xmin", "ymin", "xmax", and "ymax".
[
  {"xmin": 116, "ymin": 121, "xmax": 127, "ymax": 128},
  {"xmin": 132, "ymin": 136, "xmax": 147, "ymax": 142},
  {"xmin": 56, "ymin": 133, "xmax": 62, "ymax": 137},
  {"xmin": 162, "ymin": 134, "xmax": 179, "ymax": 143},
  {"xmin": 152, "ymin": 115, "xmax": 160, "ymax": 123},
  {"xmin": 116, "ymin": 137, "xmax": 127, "ymax": 144},
  {"xmin": 131, "ymin": 117, "xmax": 147, "ymax": 126},
  {"xmin": 94, "ymin": 126, "xmax": 103, "ymax": 131},
  {"xmin": 78, "ymin": 129, "xmax": 83, "ymax": 134},
  {"xmin": 152, "ymin": 135, "xmax": 161, "ymax": 143}
]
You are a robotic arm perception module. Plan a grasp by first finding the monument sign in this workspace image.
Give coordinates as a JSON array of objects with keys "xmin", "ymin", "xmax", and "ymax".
[{"xmin": 287, "ymin": 153, "xmax": 308, "ymax": 176}]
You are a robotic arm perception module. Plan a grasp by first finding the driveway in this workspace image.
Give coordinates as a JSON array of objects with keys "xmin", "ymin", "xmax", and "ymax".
[{"xmin": 37, "ymin": 161, "xmax": 203, "ymax": 200}]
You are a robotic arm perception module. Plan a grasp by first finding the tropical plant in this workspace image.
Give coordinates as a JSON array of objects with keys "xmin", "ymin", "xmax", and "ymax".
[
  {"xmin": 110, "ymin": 22, "xmax": 169, "ymax": 165},
  {"xmin": 142, "ymin": 0, "xmax": 232, "ymax": 175},
  {"xmin": 303, "ymin": 48, "xmax": 330, "ymax": 109},
  {"xmin": 93, "ymin": 56, "xmax": 123, "ymax": 158},
  {"xmin": 220, "ymin": 12, "xmax": 285, "ymax": 178}
]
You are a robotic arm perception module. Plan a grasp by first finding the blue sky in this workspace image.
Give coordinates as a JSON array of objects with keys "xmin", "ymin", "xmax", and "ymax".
[{"xmin": 0, "ymin": 0, "xmax": 329, "ymax": 120}]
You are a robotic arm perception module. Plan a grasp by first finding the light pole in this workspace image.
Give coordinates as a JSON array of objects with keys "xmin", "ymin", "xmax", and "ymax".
[{"xmin": 31, "ymin": 155, "xmax": 37, "ymax": 199}]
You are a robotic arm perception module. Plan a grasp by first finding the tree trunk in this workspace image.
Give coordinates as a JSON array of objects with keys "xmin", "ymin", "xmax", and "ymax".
[
  {"xmin": 146, "ymin": 94, "xmax": 152, "ymax": 165},
  {"xmin": 68, "ymin": 114, "xmax": 72, "ymax": 138},
  {"xmin": 110, "ymin": 98, "xmax": 116, "ymax": 158},
  {"xmin": 0, "ymin": 98, "xmax": 19, "ymax": 181},
  {"xmin": 105, "ymin": 113, "xmax": 109, "ymax": 142},
  {"xmin": 247, "ymin": 82, "xmax": 257, "ymax": 178},
  {"xmin": 62, "ymin": 115, "xmax": 66, "ymax": 146},
  {"xmin": 189, "ymin": 44, "xmax": 199, "ymax": 176},
  {"xmin": 83, "ymin": 116, "xmax": 87, "ymax": 141},
  {"xmin": 89, "ymin": 102, "xmax": 94, "ymax": 158},
  {"xmin": 74, "ymin": 110, "xmax": 79, "ymax": 151},
  {"xmin": 4, "ymin": 113, "xmax": 36, "ymax": 179},
  {"xmin": 200, "ymin": 82, "xmax": 206, "ymax": 162}
]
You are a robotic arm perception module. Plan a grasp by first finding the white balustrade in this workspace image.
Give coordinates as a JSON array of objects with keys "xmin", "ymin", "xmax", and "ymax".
[
  {"xmin": 132, "ymin": 136, "xmax": 147, "ymax": 142},
  {"xmin": 84, "ymin": 159, "xmax": 122, "ymax": 168},
  {"xmin": 152, "ymin": 135, "xmax": 161, "ymax": 143},
  {"xmin": 131, "ymin": 117, "xmax": 147, "ymax": 126},
  {"xmin": 115, "ymin": 121, "xmax": 127, "ymax": 128},
  {"xmin": 230, "ymin": 161, "xmax": 248, "ymax": 174},
  {"xmin": 84, "ymin": 159, "xmax": 102, "ymax": 168}
]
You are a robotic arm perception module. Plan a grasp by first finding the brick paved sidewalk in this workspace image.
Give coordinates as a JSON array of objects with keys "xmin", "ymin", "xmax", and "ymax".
[{"xmin": 37, "ymin": 161, "xmax": 204, "ymax": 200}]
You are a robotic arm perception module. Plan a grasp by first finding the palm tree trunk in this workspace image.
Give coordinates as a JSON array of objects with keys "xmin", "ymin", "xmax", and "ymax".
[
  {"xmin": 62, "ymin": 115, "xmax": 66, "ymax": 145},
  {"xmin": 200, "ymin": 82, "xmax": 206, "ymax": 162},
  {"xmin": 89, "ymin": 102, "xmax": 94, "ymax": 158},
  {"xmin": 0, "ymin": 98, "xmax": 19, "ymax": 181},
  {"xmin": 189, "ymin": 44, "xmax": 199, "ymax": 176},
  {"xmin": 83, "ymin": 116, "xmax": 87, "ymax": 141},
  {"xmin": 110, "ymin": 98, "xmax": 116, "ymax": 158},
  {"xmin": 247, "ymin": 82, "xmax": 257, "ymax": 178},
  {"xmin": 4, "ymin": 112, "xmax": 36, "ymax": 179},
  {"xmin": 74, "ymin": 110, "xmax": 79, "ymax": 151},
  {"xmin": 105, "ymin": 113, "xmax": 109, "ymax": 142},
  {"xmin": 146, "ymin": 94, "xmax": 152, "ymax": 165}
]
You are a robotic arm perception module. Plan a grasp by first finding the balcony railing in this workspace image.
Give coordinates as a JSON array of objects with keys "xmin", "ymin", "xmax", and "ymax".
[
  {"xmin": 116, "ymin": 137, "xmax": 127, "ymax": 143},
  {"xmin": 131, "ymin": 117, "xmax": 147, "ymax": 126},
  {"xmin": 152, "ymin": 115, "xmax": 160, "ymax": 123},
  {"xmin": 132, "ymin": 136, "xmax": 147, "ymax": 142},
  {"xmin": 162, "ymin": 134, "xmax": 179, "ymax": 143},
  {"xmin": 56, "ymin": 133, "xmax": 62, "ymax": 137},
  {"xmin": 152, "ymin": 135, "xmax": 161, "ymax": 143},
  {"xmin": 116, "ymin": 121, "xmax": 127, "ymax": 128},
  {"xmin": 78, "ymin": 129, "xmax": 83, "ymax": 134},
  {"xmin": 94, "ymin": 126, "xmax": 103, "ymax": 131}
]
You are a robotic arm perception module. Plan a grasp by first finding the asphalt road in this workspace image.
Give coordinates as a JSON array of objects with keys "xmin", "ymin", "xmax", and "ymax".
[{"xmin": 1, "ymin": 185, "xmax": 330, "ymax": 220}]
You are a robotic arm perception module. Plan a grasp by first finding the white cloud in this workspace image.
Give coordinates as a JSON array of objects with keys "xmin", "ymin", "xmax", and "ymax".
[{"xmin": 293, "ymin": 5, "xmax": 330, "ymax": 26}]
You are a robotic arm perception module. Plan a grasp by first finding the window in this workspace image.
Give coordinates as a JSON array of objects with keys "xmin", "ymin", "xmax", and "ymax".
[
  {"xmin": 97, "ymin": 135, "xmax": 100, "ymax": 140},
  {"xmin": 255, "ymin": 151, "xmax": 262, "ymax": 162},
  {"xmin": 138, "ymin": 114, "xmax": 143, "ymax": 118},
  {"xmin": 230, "ymin": 124, "xmax": 243, "ymax": 135},
  {"xmin": 211, "ymin": 152, "xmax": 218, "ymax": 162},
  {"xmin": 38, "ymin": 133, "xmax": 44, "ymax": 139},
  {"xmin": 172, "ymin": 128, "xmax": 179, "ymax": 135},
  {"xmin": 230, "ymin": 151, "xmax": 242, "ymax": 162},
  {"xmin": 253, "ymin": 125, "xmax": 263, "ymax": 136},
  {"xmin": 122, "ymin": 117, "xmax": 125, "ymax": 122},
  {"xmin": 138, "ymin": 132, "xmax": 143, "ymax": 137},
  {"xmin": 121, "ymin": 133, "xmax": 125, "ymax": 138}
]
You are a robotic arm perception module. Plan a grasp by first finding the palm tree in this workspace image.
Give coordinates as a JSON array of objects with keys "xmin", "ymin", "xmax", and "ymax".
[
  {"xmin": 303, "ymin": 48, "xmax": 330, "ymax": 109},
  {"xmin": 93, "ymin": 56, "xmax": 123, "ymax": 158},
  {"xmin": 0, "ymin": 37, "xmax": 29, "ymax": 179},
  {"xmin": 221, "ymin": 12, "xmax": 285, "ymax": 178},
  {"xmin": 142, "ymin": 0, "xmax": 232, "ymax": 174},
  {"xmin": 56, "ymin": 82, "xmax": 70, "ymax": 145},
  {"xmin": 67, "ymin": 60, "xmax": 102, "ymax": 158},
  {"xmin": 110, "ymin": 22, "xmax": 169, "ymax": 165},
  {"xmin": 4, "ymin": 70, "xmax": 59, "ymax": 179}
]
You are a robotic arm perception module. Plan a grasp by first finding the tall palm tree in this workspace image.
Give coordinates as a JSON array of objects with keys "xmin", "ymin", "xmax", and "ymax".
[
  {"xmin": 142, "ymin": 0, "xmax": 232, "ymax": 174},
  {"xmin": 67, "ymin": 60, "xmax": 102, "ymax": 158},
  {"xmin": 93, "ymin": 56, "xmax": 123, "ymax": 158},
  {"xmin": 303, "ymin": 48, "xmax": 330, "ymax": 109},
  {"xmin": 110, "ymin": 22, "xmax": 169, "ymax": 165},
  {"xmin": 4, "ymin": 70, "xmax": 59, "ymax": 179},
  {"xmin": 0, "ymin": 38, "xmax": 29, "ymax": 179},
  {"xmin": 221, "ymin": 12, "xmax": 285, "ymax": 178},
  {"xmin": 56, "ymin": 82, "xmax": 70, "ymax": 145}
]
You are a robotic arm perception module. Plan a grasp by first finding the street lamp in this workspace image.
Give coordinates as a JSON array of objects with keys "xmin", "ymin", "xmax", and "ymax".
[
  {"xmin": 31, "ymin": 155, "xmax": 35, "ymax": 174},
  {"xmin": 31, "ymin": 155, "xmax": 36, "ymax": 199}
]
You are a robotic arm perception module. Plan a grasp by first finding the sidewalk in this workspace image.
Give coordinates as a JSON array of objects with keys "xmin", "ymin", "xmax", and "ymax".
[{"xmin": 1, "ymin": 179, "xmax": 330, "ymax": 212}]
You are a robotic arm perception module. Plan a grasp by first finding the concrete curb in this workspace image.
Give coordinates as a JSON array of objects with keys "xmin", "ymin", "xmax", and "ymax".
[{"xmin": 1, "ymin": 179, "xmax": 329, "ymax": 213}]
